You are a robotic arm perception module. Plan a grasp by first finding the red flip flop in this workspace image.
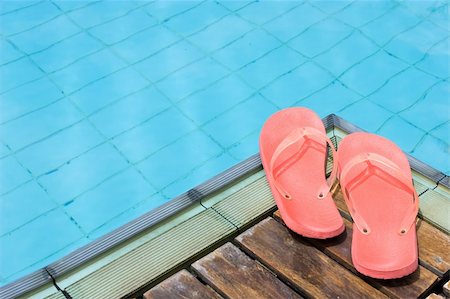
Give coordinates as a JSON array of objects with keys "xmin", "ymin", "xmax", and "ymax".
[
  {"xmin": 338, "ymin": 132, "xmax": 419, "ymax": 279},
  {"xmin": 260, "ymin": 107, "xmax": 344, "ymax": 239}
]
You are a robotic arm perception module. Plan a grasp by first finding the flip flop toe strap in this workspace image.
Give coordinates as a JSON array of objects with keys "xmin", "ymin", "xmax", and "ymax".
[
  {"xmin": 267, "ymin": 127, "xmax": 337, "ymax": 200},
  {"xmin": 339, "ymin": 153, "xmax": 419, "ymax": 236}
]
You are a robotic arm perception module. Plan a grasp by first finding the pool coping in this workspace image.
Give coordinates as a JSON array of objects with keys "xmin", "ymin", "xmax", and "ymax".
[{"xmin": 1, "ymin": 114, "xmax": 448, "ymax": 299}]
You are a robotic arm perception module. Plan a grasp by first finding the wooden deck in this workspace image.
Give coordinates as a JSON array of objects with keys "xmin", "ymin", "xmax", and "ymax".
[{"xmin": 143, "ymin": 188, "xmax": 449, "ymax": 299}]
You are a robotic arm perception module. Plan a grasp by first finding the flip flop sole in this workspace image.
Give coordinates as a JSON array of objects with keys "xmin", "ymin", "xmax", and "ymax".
[
  {"xmin": 260, "ymin": 108, "xmax": 344, "ymax": 239},
  {"xmin": 338, "ymin": 132, "xmax": 419, "ymax": 279}
]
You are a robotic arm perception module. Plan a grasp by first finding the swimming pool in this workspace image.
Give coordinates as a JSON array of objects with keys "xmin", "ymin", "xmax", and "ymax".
[{"xmin": 0, "ymin": 0, "xmax": 449, "ymax": 286}]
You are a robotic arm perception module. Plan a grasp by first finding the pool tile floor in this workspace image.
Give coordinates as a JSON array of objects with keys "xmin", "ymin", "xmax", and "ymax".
[{"xmin": 0, "ymin": 0, "xmax": 449, "ymax": 286}]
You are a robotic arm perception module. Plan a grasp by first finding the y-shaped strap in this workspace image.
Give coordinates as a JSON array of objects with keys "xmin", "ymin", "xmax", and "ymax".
[
  {"xmin": 267, "ymin": 127, "xmax": 337, "ymax": 200},
  {"xmin": 339, "ymin": 153, "xmax": 419, "ymax": 236}
]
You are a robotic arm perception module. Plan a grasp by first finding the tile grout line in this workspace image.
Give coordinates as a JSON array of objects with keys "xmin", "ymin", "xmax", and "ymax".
[
  {"xmin": 374, "ymin": 79, "xmax": 447, "ymax": 134},
  {"xmin": 0, "ymin": 0, "xmax": 436, "ymax": 135},
  {"xmin": 47, "ymin": 1, "xmax": 231, "ymax": 188},
  {"xmin": 0, "ymin": 112, "xmax": 90, "ymax": 243},
  {"xmin": 0, "ymin": 0, "xmax": 449, "ymax": 285},
  {"xmin": 410, "ymin": 119, "xmax": 450, "ymax": 154},
  {"xmin": 392, "ymin": 0, "xmax": 450, "ymax": 33},
  {"xmin": 2, "ymin": 2, "xmax": 251, "ymax": 127},
  {"xmin": 45, "ymin": 1, "xmax": 166, "ymax": 198},
  {"xmin": 44, "ymin": 0, "xmax": 302, "ymax": 204},
  {"xmin": 3, "ymin": 0, "xmax": 448, "ymax": 180},
  {"xmin": 0, "ymin": 5, "xmax": 179, "ymax": 266},
  {"xmin": 5, "ymin": 0, "xmax": 450, "ymax": 253},
  {"xmin": 1, "ymin": 0, "xmax": 202, "ymax": 69},
  {"xmin": 140, "ymin": 4, "xmax": 354, "ymax": 162},
  {"xmin": 37, "ymin": 0, "xmax": 289, "ymax": 221},
  {"xmin": 2, "ymin": 0, "xmax": 444, "ymax": 97},
  {"xmin": 0, "ymin": 0, "xmax": 203, "ymax": 94},
  {"xmin": 306, "ymin": 2, "xmax": 449, "ymax": 106},
  {"xmin": 4, "ymin": 0, "xmax": 140, "ymax": 39},
  {"xmin": 308, "ymin": 0, "xmax": 448, "ymax": 82},
  {"xmin": 1, "ymin": 0, "xmax": 303, "ymax": 97},
  {"xmin": 0, "ymin": 0, "xmax": 45, "ymax": 17},
  {"xmin": 224, "ymin": 0, "xmax": 395, "ymax": 103},
  {"xmin": 2, "ymin": 0, "xmax": 448, "ymax": 180}
]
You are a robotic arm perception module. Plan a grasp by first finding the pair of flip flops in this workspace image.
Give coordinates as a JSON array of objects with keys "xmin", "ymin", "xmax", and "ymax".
[{"xmin": 260, "ymin": 108, "xmax": 419, "ymax": 279}]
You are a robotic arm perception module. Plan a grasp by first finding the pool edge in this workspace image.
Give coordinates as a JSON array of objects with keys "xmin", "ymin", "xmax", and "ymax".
[{"xmin": 1, "ymin": 114, "xmax": 448, "ymax": 299}]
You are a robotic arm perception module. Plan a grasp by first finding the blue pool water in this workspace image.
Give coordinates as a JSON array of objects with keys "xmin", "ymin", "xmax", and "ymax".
[{"xmin": 0, "ymin": 0, "xmax": 449, "ymax": 286}]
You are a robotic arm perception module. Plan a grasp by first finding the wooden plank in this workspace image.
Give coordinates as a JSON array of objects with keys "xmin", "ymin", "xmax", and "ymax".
[
  {"xmin": 443, "ymin": 280, "xmax": 450, "ymax": 297},
  {"xmin": 235, "ymin": 217, "xmax": 387, "ymax": 299},
  {"xmin": 273, "ymin": 211, "xmax": 438, "ymax": 298},
  {"xmin": 416, "ymin": 218, "xmax": 450, "ymax": 276},
  {"xmin": 332, "ymin": 186, "xmax": 450, "ymax": 276},
  {"xmin": 144, "ymin": 270, "xmax": 222, "ymax": 299},
  {"xmin": 191, "ymin": 242, "xmax": 301, "ymax": 299}
]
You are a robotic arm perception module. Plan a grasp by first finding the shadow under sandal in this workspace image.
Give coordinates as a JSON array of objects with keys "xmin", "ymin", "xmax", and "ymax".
[
  {"xmin": 259, "ymin": 107, "xmax": 344, "ymax": 239},
  {"xmin": 338, "ymin": 132, "xmax": 419, "ymax": 279}
]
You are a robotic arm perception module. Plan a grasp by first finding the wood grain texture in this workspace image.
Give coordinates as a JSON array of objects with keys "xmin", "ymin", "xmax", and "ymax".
[
  {"xmin": 235, "ymin": 217, "xmax": 387, "ymax": 299},
  {"xmin": 143, "ymin": 270, "xmax": 222, "ymax": 299},
  {"xmin": 333, "ymin": 186, "xmax": 450, "ymax": 276},
  {"xmin": 416, "ymin": 218, "xmax": 450, "ymax": 276},
  {"xmin": 273, "ymin": 210, "xmax": 438, "ymax": 298},
  {"xmin": 191, "ymin": 242, "xmax": 301, "ymax": 299}
]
